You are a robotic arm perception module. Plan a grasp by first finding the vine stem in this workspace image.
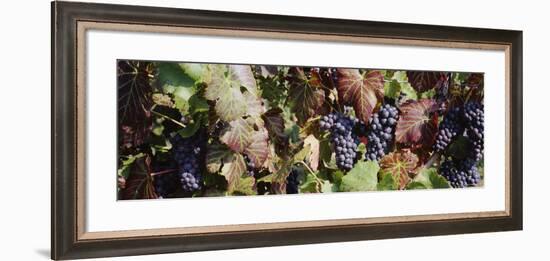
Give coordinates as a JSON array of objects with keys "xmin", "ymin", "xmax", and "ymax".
[
  {"xmin": 151, "ymin": 168, "xmax": 178, "ymax": 177},
  {"xmin": 296, "ymin": 161, "xmax": 324, "ymax": 185},
  {"xmin": 150, "ymin": 109, "xmax": 187, "ymax": 129}
]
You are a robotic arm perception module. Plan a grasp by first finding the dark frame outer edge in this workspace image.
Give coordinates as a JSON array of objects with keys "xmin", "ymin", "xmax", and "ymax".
[{"xmin": 51, "ymin": 1, "xmax": 523, "ymax": 260}]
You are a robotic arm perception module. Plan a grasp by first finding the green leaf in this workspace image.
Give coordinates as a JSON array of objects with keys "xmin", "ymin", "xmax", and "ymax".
[
  {"xmin": 179, "ymin": 63, "xmax": 207, "ymax": 81},
  {"xmin": 300, "ymin": 172, "xmax": 320, "ymax": 193},
  {"xmin": 321, "ymin": 180, "xmax": 338, "ymax": 193},
  {"xmin": 340, "ymin": 161, "xmax": 379, "ymax": 192},
  {"xmin": 384, "ymin": 79, "xmax": 402, "ymax": 99},
  {"xmin": 204, "ymin": 65, "xmax": 251, "ymax": 121},
  {"xmin": 232, "ymin": 176, "xmax": 256, "ymax": 195},
  {"xmin": 158, "ymin": 62, "xmax": 195, "ymax": 87},
  {"xmin": 400, "ymin": 81, "xmax": 418, "ymax": 101},
  {"xmin": 117, "ymin": 153, "xmax": 145, "ymax": 179},
  {"xmin": 407, "ymin": 168, "xmax": 450, "ymax": 189},
  {"xmin": 377, "ymin": 174, "xmax": 397, "ymax": 190},
  {"xmin": 171, "ymin": 85, "xmax": 197, "ymax": 113},
  {"xmin": 188, "ymin": 94, "xmax": 209, "ymax": 114}
]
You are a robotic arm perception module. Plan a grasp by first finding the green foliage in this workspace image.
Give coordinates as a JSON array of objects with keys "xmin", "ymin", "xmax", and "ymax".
[
  {"xmin": 407, "ymin": 168, "xmax": 450, "ymax": 189},
  {"xmin": 340, "ymin": 161, "xmax": 379, "ymax": 192}
]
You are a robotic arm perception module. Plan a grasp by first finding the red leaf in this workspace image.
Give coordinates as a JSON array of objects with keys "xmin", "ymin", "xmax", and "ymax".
[
  {"xmin": 337, "ymin": 69, "xmax": 384, "ymax": 123},
  {"xmin": 262, "ymin": 108, "xmax": 289, "ymax": 155},
  {"xmin": 220, "ymin": 118, "xmax": 253, "ymax": 153},
  {"xmin": 395, "ymin": 99, "xmax": 439, "ymax": 147},
  {"xmin": 117, "ymin": 61, "xmax": 155, "ymax": 148},
  {"xmin": 406, "ymin": 71, "xmax": 445, "ymax": 93},
  {"xmin": 119, "ymin": 155, "xmax": 158, "ymax": 200},
  {"xmin": 244, "ymin": 127, "xmax": 270, "ymax": 168}
]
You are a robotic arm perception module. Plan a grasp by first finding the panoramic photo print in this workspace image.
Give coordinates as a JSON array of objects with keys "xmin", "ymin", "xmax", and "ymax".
[{"xmin": 117, "ymin": 60, "xmax": 484, "ymax": 200}]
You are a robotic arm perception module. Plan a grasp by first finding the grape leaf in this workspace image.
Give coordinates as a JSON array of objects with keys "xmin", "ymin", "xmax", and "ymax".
[
  {"xmin": 220, "ymin": 153, "xmax": 247, "ymax": 193},
  {"xmin": 158, "ymin": 62, "xmax": 194, "ymax": 88},
  {"xmin": 229, "ymin": 65, "xmax": 258, "ymax": 97},
  {"xmin": 377, "ymin": 174, "xmax": 397, "ymax": 190},
  {"xmin": 287, "ymin": 67, "xmax": 326, "ymax": 125},
  {"xmin": 220, "ymin": 118, "xmax": 253, "ymax": 153},
  {"xmin": 303, "ymin": 135, "xmax": 320, "ymax": 171},
  {"xmin": 206, "ymin": 142, "xmax": 232, "ymax": 173},
  {"xmin": 340, "ymin": 161, "xmax": 379, "ymax": 192},
  {"xmin": 244, "ymin": 91, "xmax": 265, "ymax": 119},
  {"xmin": 406, "ymin": 71, "xmax": 445, "ymax": 93},
  {"xmin": 118, "ymin": 61, "xmax": 155, "ymax": 148},
  {"xmin": 337, "ymin": 69, "xmax": 384, "ymax": 123},
  {"xmin": 379, "ymin": 149, "xmax": 419, "ymax": 189},
  {"xmin": 407, "ymin": 168, "xmax": 450, "ymax": 189},
  {"xmin": 118, "ymin": 155, "xmax": 157, "ymax": 199},
  {"xmin": 232, "ymin": 176, "xmax": 256, "ymax": 195},
  {"xmin": 262, "ymin": 107, "xmax": 289, "ymax": 155},
  {"xmin": 204, "ymin": 65, "xmax": 249, "ymax": 121},
  {"xmin": 395, "ymin": 99, "xmax": 439, "ymax": 147},
  {"xmin": 178, "ymin": 63, "xmax": 207, "ymax": 82},
  {"xmin": 244, "ymin": 127, "xmax": 269, "ymax": 168}
]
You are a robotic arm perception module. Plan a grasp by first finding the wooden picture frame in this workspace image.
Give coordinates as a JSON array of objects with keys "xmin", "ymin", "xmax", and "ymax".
[{"xmin": 52, "ymin": 1, "xmax": 522, "ymax": 260}]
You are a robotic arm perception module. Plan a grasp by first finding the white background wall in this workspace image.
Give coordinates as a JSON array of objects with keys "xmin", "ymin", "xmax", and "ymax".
[{"xmin": 0, "ymin": 0, "xmax": 546, "ymax": 260}]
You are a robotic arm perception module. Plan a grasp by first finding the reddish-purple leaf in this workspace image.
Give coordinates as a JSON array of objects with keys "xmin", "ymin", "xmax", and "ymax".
[
  {"xmin": 406, "ymin": 71, "xmax": 446, "ymax": 93},
  {"xmin": 117, "ymin": 61, "xmax": 155, "ymax": 148},
  {"xmin": 221, "ymin": 153, "xmax": 247, "ymax": 192},
  {"xmin": 337, "ymin": 69, "xmax": 384, "ymax": 123},
  {"xmin": 395, "ymin": 99, "xmax": 439, "ymax": 147},
  {"xmin": 261, "ymin": 108, "xmax": 289, "ymax": 155},
  {"xmin": 220, "ymin": 118, "xmax": 253, "ymax": 153},
  {"xmin": 244, "ymin": 127, "xmax": 270, "ymax": 168},
  {"xmin": 118, "ymin": 155, "xmax": 158, "ymax": 200},
  {"xmin": 287, "ymin": 67, "xmax": 326, "ymax": 125}
]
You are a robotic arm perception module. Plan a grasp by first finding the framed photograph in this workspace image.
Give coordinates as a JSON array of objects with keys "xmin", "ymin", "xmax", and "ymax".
[{"xmin": 52, "ymin": 1, "xmax": 522, "ymax": 260}]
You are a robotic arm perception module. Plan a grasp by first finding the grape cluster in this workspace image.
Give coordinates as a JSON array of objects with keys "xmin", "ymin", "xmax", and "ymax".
[
  {"xmin": 364, "ymin": 104, "xmax": 399, "ymax": 161},
  {"xmin": 171, "ymin": 130, "xmax": 206, "ymax": 193},
  {"xmin": 320, "ymin": 112, "xmax": 360, "ymax": 170},
  {"xmin": 433, "ymin": 107, "xmax": 464, "ymax": 152},
  {"xmin": 435, "ymin": 101, "xmax": 484, "ymax": 187},
  {"xmin": 439, "ymin": 158, "xmax": 481, "ymax": 188},
  {"xmin": 286, "ymin": 167, "xmax": 300, "ymax": 194},
  {"xmin": 464, "ymin": 101, "xmax": 484, "ymax": 161}
]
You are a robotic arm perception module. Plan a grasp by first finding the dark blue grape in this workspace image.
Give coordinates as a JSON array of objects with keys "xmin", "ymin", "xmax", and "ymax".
[
  {"xmin": 170, "ymin": 130, "xmax": 206, "ymax": 193},
  {"xmin": 364, "ymin": 104, "xmax": 399, "ymax": 161},
  {"xmin": 320, "ymin": 111, "xmax": 359, "ymax": 170},
  {"xmin": 434, "ymin": 107, "xmax": 464, "ymax": 152},
  {"xmin": 464, "ymin": 101, "xmax": 484, "ymax": 161},
  {"xmin": 440, "ymin": 157, "xmax": 481, "ymax": 188}
]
